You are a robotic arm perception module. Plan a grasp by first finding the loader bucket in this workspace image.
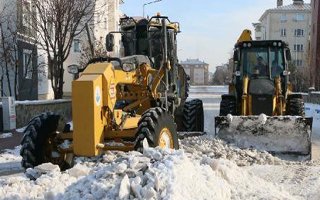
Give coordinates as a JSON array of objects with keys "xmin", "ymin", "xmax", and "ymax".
[{"xmin": 214, "ymin": 115, "xmax": 313, "ymax": 156}]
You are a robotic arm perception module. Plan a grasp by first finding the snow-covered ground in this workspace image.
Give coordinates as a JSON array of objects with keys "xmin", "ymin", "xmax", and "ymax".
[{"xmin": 1, "ymin": 86, "xmax": 320, "ymax": 200}]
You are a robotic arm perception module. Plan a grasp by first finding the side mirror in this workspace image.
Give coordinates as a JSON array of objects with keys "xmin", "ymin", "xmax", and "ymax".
[
  {"xmin": 106, "ymin": 33, "xmax": 115, "ymax": 52},
  {"xmin": 285, "ymin": 49, "xmax": 291, "ymax": 61},
  {"xmin": 67, "ymin": 65, "xmax": 80, "ymax": 74}
]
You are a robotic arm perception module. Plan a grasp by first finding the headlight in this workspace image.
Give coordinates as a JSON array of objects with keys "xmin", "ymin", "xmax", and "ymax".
[{"xmin": 122, "ymin": 63, "xmax": 136, "ymax": 72}]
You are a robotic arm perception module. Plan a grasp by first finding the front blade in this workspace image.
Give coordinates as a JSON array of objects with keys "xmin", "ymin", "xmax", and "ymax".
[{"xmin": 215, "ymin": 115, "xmax": 312, "ymax": 155}]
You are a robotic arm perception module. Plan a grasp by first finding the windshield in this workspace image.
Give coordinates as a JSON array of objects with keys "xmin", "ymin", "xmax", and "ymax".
[{"xmin": 240, "ymin": 47, "xmax": 284, "ymax": 78}]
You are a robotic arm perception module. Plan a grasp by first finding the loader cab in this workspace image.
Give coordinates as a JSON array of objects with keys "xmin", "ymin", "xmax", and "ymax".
[
  {"xmin": 234, "ymin": 40, "xmax": 289, "ymax": 80},
  {"xmin": 232, "ymin": 40, "xmax": 291, "ymax": 114}
]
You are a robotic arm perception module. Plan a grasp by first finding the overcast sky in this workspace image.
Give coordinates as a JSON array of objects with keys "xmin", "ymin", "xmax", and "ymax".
[{"xmin": 121, "ymin": 0, "xmax": 311, "ymax": 72}]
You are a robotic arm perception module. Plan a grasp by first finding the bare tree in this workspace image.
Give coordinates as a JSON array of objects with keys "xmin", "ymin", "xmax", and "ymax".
[
  {"xmin": 30, "ymin": 0, "xmax": 98, "ymax": 99},
  {"xmin": 212, "ymin": 64, "xmax": 232, "ymax": 85},
  {"xmin": 0, "ymin": 3, "xmax": 19, "ymax": 97}
]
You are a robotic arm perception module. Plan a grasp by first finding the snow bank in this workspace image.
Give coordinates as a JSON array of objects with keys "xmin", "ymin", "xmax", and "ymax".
[
  {"xmin": 0, "ymin": 133, "xmax": 13, "ymax": 139},
  {"xmin": 181, "ymin": 136, "xmax": 285, "ymax": 166},
  {"xmin": 0, "ymin": 146, "xmax": 21, "ymax": 163},
  {"xmin": 0, "ymin": 144, "xmax": 302, "ymax": 200}
]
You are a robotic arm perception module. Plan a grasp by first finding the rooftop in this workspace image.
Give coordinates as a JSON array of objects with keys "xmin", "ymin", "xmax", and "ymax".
[
  {"xmin": 270, "ymin": 3, "xmax": 311, "ymax": 11},
  {"xmin": 260, "ymin": 1, "xmax": 311, "ymax": 21},
  {"xmin": 180, "ymin": 59, "xmax": 208, "ymax": 65}
]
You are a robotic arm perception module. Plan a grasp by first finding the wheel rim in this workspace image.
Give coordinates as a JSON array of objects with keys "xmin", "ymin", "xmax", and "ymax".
[{"xmin": 159, "ymin": 128, "xmax": 174, "ymax": 148}]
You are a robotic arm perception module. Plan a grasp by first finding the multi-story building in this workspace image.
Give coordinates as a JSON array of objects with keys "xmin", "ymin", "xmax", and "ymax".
[
  {"xmin": 253, "ymin": 0, "xmax": 311, "ymax": 68},
  {"xmin": 0, "ymin": 0, "xmax": 123, "ymax": 100},
  {"xmin": 180, "ymin": 59, "xmax": 209, "ymax": 85},
  {"xmin": 0, "ymin": 0, "xmax": 38, "ymax": 100}
]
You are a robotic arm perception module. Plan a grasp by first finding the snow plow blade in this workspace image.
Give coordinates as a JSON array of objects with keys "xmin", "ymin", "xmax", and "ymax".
[{"xmin": 214, "ymin": 115, "xmax": 313, "ymax": 156}]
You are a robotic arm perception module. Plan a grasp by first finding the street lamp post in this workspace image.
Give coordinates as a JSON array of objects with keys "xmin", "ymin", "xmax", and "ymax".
[{"xmin": 143, "ymin": 0, "xmax": 162, "ymax": 17}]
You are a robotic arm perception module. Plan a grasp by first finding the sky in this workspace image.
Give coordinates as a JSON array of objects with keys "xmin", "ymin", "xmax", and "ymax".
[{"xmin": 120, "ymin": 0, "xmax": 311, "ymax": 72}]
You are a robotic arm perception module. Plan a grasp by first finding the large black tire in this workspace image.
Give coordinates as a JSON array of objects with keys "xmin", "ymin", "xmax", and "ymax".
[
  {"xmin": 219, "ymin": 95, "xmax": 236, "ymax": 116},
  {"xmin": 20, "ymin": 112, "xmax": 60, "ymax": 169},
  {"xmin": 286, "ymin": 94, "xmax": 305, "ymax": 116},
  {"xmin": 134, "ymin": 107, "xmax": 179, "ymax": 152},
  {"xmin": 182, "ymin": 99, "xmax": 204, "ymax": 132}
]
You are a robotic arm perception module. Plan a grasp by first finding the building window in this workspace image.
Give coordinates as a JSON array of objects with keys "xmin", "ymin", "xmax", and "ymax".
[
  {"xmin": 293, "ymin": 60, "xmax": 303, "ymax": 67},
  {"xmin": 22, "ymin": 0, "xmax": 31, "ymax": 30},
  {"xmin": 23, "ymin": 49, "xmax": 33, "ymax": 79},
  {"xmin": 294, "ymin": 29, "xmax": 304, "ymax": 37},
  {"xmin": 280, "ymin": 14, "xmax": 287, "ymax": 22},
  {"xmin": 294, "ymin": 44, "xmax": 304, "ymax": 52},
  {"xmin": 280, "ymin": 28, "xmax": 286, "ymax": 37},
  {"xmin": 73, "ymin": 39, "xmax": 81, "ymax": 52},
  {"xmin": 295, "ymin": 14, "xmax": 305, "ymax": 21}
]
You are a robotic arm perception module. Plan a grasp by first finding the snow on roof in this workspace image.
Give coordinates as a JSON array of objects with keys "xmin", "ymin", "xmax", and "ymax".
[
  {"xmin": 180, "ymin": 59, "xmax": 208, "ymax": 65},
  {"xmin": 259, "ymin": 2, "xmax": 311, "ymax": 21},
  {"xmin": 270, "ymin": 3, "xmax": 311, "ymax": 11}
]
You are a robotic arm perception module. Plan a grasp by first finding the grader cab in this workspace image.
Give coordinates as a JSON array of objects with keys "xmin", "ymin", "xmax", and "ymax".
[{"xmin": 20, "ymin": 14, "xmax": 204, "ymax": 170}]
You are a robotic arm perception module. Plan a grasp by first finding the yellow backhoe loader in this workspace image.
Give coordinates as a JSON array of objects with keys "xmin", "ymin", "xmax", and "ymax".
[
  {"xmin": 20, "ymin": 14, "xmax": 204, "ymax": 170},
  {"xmin": 215, "ymin": 30, "xmax": 313, "ymax": 158}
]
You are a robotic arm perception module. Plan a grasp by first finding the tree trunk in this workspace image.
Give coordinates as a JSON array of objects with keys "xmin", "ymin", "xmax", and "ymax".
[
  {"xmin": 0, "ymin": 23, "xmax": 12, "ymax": 96},
  {"xmin": 51, "ymin": 57, "xmax": 64, "ymax": 99}
]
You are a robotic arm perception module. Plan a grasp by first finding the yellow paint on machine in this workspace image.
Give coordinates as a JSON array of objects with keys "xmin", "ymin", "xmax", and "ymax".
[{"xmin": 72, "ymin": 74, "xmax": 104, "ymax": 156}]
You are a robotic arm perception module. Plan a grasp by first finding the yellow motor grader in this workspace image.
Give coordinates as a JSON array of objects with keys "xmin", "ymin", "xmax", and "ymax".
[
  {"xmin": 20, "ymin": 14, "xmax": 204, "ymax": 169},
  {"xmin": 215, "ymin": 30, "xmax": 313, "ymax": 158}
]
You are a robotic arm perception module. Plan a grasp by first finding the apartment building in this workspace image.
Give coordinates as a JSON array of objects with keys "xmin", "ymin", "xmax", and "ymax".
[
  {"xmin": 180, "ymin": 59, "xmax": 209, "ymax": 85},
  {"xmin": 0, "ymin": 0, "xmax": 39, "ymax": 100},
  {"xmin": 253, "ymin": 0, "xmax": 311, "ymax": 68},
  {"xmin": 0, "ymin": 0, "xmax": 124, "ymax": 99}
]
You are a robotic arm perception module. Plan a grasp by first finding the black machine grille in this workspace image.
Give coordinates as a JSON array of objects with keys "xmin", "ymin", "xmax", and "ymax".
[{"xmin": 251, "ymin": 95, "xmax": 273, "ymax": 115}]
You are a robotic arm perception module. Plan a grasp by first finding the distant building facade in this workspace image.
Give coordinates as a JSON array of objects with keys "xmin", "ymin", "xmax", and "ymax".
[
  {"xmin": 253, "ymin": 0, "xmax": 311, "ymax": 68},
  {"xmin": 180, "ymin": 59, "xmax": 209, "ymax": 85}
]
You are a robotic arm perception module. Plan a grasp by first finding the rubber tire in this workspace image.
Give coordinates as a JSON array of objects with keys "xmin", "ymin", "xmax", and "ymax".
[
  {"xmin": 286, "ymin": 96, "xmax": 305, "ymax": 116},
  {"xmin": 20, "ymin": 112, "xmax": 60, "ymax": 169},
  {"xmin": 219, "ymin": 95, "xmax": 236, "ymax": 116},
  {"xmin": 134, "ymin": 107, "xmax": 179, "ymax": 152},
  {"xmin": 182, "ymin": 99, "xmax": 204, "ymax": 132}
]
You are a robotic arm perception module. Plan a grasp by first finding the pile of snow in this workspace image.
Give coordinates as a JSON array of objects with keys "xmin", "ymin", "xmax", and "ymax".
[
  {"xmin": 180, "ymin": 135, "xmax": 286, "ymax": 166},
  {"xmin": 0, "ymin": 133, "xmax": 13, "ymax": 139},
  {"xmin": 0, "ymin": 146, "xmax": 21, "ymax": 163},
  {"xmin": 0, "ymin": 146, "xmax": 298, "ymax": 200}
]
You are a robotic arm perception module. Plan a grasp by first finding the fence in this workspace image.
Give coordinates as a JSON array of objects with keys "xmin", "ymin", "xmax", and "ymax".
[{"xmin": 0, "ymin": 99, "xmax": 72, "ymax": 131}]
